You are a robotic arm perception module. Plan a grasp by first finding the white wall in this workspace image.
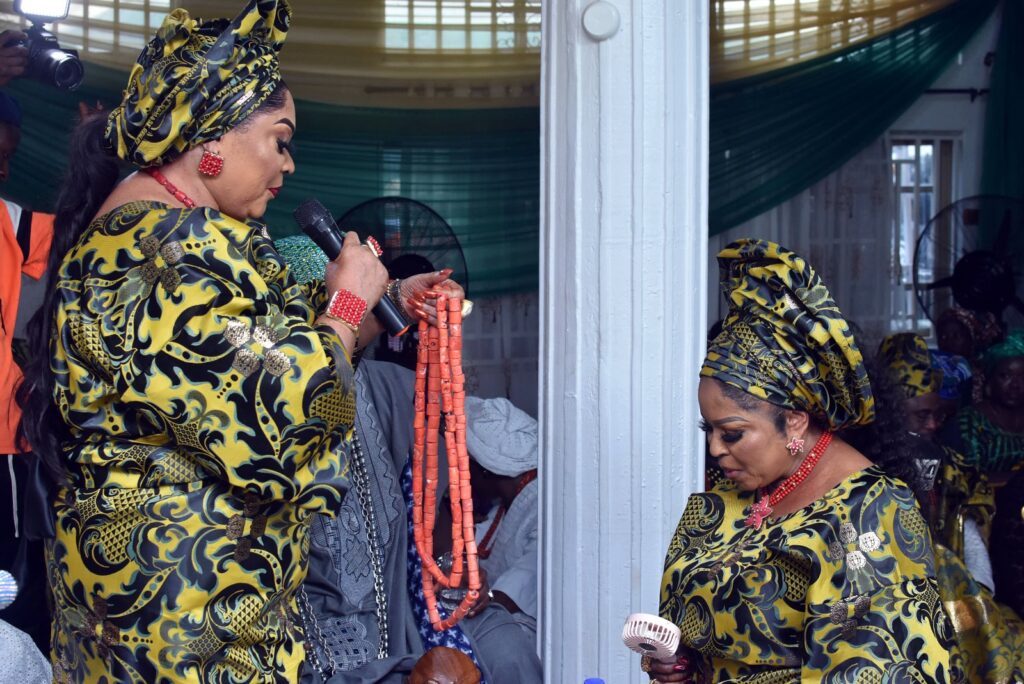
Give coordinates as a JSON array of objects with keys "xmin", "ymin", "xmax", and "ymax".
[
  {"xmin": 469, "ymin": 8, "xmax": 1005, "ymax": 424},
  {"xmin": 889, "ymin": 7, "xmax": 1002, "ymax": 199}
]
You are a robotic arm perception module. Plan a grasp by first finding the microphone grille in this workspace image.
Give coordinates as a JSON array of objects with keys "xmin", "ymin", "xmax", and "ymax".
[{"xmin": 293, "ymin": 198, "xmax": 331, "ymax": 228}]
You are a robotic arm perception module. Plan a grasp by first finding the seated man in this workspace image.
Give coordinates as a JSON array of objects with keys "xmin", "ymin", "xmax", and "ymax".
[
  {"xmin": 300, "ymin": 361, "xmax": 540, "ymax": 684},
  {"xmin": 299, "ymin": 359, "xmax": 424, "ymax": 683},
  {"xmin": 0, "ymin": 569, "xmax": 50, "ymax": 682},
  {"xmin": 457, "ymin": 397, "xmax": 540, "ymax": 646}
]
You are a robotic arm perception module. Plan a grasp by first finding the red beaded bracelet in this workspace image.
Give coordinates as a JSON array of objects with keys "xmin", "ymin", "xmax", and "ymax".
[{"xmin": 325, "ymin": 289, "xmax": 367, "ymax": 333}]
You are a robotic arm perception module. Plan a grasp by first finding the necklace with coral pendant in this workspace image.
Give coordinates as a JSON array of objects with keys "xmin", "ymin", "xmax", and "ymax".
[{"xmin": 744, "ymin": 431, "xmax": 833, "ymax": 529}]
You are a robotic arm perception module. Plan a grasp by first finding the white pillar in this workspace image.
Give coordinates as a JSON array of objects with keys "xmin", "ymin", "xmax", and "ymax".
[{"xmin": 538, "ymin": 1, "xmax": 710, "ymax": 682}]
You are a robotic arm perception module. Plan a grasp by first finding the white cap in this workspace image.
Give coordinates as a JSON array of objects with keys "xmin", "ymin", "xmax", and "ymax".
[{"xmin": 465, "ymin": 397, "xmax": 537, "ymax": 477}]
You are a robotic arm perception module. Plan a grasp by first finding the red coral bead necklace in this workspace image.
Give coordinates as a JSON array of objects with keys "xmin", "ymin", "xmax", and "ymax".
[
  {"xmin": 144, "ymin": 167, "xmax": 197, "ymax": 209},
  {"xmin": 744, "ymin": 430, "xmax": 833, "ymax": 529}
]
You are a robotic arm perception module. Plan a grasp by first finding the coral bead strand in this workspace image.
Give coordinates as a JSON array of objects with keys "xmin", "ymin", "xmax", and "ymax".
[{"xmin": 411, "ymin": 294, "xmax": 481, "ymax": 631}]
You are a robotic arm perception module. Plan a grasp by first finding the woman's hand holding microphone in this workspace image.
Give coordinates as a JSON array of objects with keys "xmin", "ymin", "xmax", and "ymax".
[
  {"xmin": 316, "ymin": 230, "xmax": 469, "ymax": 354},
  {"xmin": 317, "ymin": 231, "xmax": 389, "ymax": 353}
]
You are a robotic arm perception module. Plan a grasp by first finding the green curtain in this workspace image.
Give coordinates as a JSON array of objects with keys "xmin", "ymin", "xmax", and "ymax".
[
  {"xmin": 4, "ymin": 65, "xmax": 539, "ymax": 297},
  {"xmin": 709, "ymin": 0, "xmax": 998, "ymax": 236},
  {"xmin": 981, "ymin": 0, "xmax": 1024, "ymax": 202},
  {"xmin": 1, "ymin": 0, "xmax": 998, "ymax": 294}
]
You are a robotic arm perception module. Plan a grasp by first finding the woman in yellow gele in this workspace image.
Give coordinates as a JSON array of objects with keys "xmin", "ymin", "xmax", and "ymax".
[
  {"xmin": 16, "ymin": 0, "xmax": 458, "ymax": 681},
  {"xmin": 645, "ymin": 240, "xmax": 954, "ymax": 683}
]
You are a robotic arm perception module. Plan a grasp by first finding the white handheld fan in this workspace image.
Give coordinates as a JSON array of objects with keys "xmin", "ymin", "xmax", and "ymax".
[{"xmin": 621, "ymin": 613, "xmax": 681, "ymax": 661}]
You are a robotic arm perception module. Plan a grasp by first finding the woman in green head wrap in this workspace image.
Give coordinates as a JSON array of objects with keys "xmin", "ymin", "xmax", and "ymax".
[
  {"xmin": 951, "ymin": 328, "xmax": 1024, "ymax": 673},
  {"xmin": 943, "ymin": 328, "xmax": 1024, "ymax": 480},
  {"xmin": 15, "ymin": 1, "xmax": 460, "ymax": 681},
  {"xmin": 648, "ymin": 240, "xmax": 955, "ymax": 684}
]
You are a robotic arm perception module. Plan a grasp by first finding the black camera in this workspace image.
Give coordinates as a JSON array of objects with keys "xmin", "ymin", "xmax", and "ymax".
[
  {"xmin": 9, "ymin": 0, "xmax": 83, "ymax": 90},
  {"xmin": 6, "ymin": 23, "xmax": 83, "ymax": 91}
]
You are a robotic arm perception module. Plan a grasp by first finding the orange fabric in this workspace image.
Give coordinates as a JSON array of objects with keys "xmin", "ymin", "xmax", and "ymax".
[{"xmin": 0, "ymin": 202, "xmax": 54, "ymax": 454}]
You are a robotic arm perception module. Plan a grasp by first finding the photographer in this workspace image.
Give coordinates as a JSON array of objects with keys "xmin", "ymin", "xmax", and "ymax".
[
  {"xmin": 0, "ymin": 29, "xmax": 28, "ymax": 86},
  {"xmin": 0, "ymin": 10, "xmax": 83, "ymax": 90}
]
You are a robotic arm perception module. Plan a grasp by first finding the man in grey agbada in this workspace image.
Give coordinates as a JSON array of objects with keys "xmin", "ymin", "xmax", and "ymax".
[{"xmin": 299, "ymin": 361, "xmax": 541, "ymax": 684}]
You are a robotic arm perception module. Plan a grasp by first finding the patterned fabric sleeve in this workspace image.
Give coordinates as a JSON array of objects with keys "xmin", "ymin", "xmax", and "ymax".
[
  {"xmin": 801, "ymin": 481, "xmax": 955, "ymax": 682},
  {"xmin": 61, "ymin": 207, "xmax": 355, "ymax": 512},
  {"xmin": 298, "ymin": 277, "xmax": 327, "ymax": 313}
]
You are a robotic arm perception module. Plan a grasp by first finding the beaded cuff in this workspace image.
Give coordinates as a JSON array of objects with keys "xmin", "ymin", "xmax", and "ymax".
[{"xmin": 325, "ymin": 289, "xmax": 367, "ymax": 333}]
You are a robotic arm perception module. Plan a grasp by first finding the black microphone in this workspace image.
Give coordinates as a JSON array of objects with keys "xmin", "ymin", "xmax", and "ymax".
[{"xmin": 293, "ymin": 198, "xmax": 410, "ymax": 337}]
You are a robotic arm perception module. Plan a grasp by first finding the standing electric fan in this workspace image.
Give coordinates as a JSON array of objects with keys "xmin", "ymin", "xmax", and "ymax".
[
  {"xmin": 337, "ymin": 196, "xmax": 470, "ymax": 369},
  {"xmin": 912, "ymin": 195, "xmax": 1024, "ymax": 328},
  {"xmin": 337, "ymin": 197, "xmax": 470, "ymax": 296}
]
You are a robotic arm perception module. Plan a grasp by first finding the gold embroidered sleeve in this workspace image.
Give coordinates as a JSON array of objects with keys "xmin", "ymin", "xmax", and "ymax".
[
  {"xmin": 113, "ymin": 215, "xmax": 354, "ymax": 512},
  {"xmin": 802, "ymin": 483, "xmax": 954, "ymax": 682}
]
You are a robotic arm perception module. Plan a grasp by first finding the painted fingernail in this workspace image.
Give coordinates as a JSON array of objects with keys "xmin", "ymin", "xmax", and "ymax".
[{"xmin": 674, "ymin": 665, "xmax": 687, "ymax": 672}]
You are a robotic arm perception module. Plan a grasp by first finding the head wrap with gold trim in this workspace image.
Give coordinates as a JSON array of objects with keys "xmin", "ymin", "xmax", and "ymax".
[
  {"xmin": 701, "ymin": 239, "xmax": 874, "ymax": 430},
  {"xmin": 104, "ymin": 0, "xmax": 290, "ymax": 167},
  {"xmin": 878, "ymin": 333, "xmax": 941, "ymax": 398}
]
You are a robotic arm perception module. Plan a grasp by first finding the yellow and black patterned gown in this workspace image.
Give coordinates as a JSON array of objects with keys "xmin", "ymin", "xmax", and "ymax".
[
  {"xmin": 660, "ymin": 466, "xmax": 955, "ymax": 683},
  {"xmin": 920, "ymin": 447, "xmax": 1024, "ymax": 683},
  {"xmin": 47, "ymin": 201, "xmax": 355, "ymax": 683}
]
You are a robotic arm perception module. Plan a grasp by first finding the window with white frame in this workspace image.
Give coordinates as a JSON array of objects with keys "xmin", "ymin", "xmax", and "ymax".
[
  {"xmin": 384, "ymin": 0, "xmax": 540, "ymax": 52},
  {"xmin": 889, "ymin": 137, "xmax": 957, "ymax": 336},
  {"xmin": 710, "ymin": 0, "xmax": 954, "ymax": 81}
]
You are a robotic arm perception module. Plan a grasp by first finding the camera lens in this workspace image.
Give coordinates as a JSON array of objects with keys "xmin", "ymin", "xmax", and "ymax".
[
  {"xmin": 39, "ymin": 49, "xmax": 84, "ymax": 90},
  {"xmin": 18, "ymin": 24, "xmax": 86, "ymax": 90}
]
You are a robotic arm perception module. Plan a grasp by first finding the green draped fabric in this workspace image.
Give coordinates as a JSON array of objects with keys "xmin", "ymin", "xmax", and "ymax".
[
  {"xmin": 1, "ymin": 0, "xmax": 998, "ymax": 294},
  {"xmin": 981, "ymin": 0, "xmax": 1024, "ymax": 202},
  {"xmin": 709, "ymin": 0, "xmax": 998, "ymax": 235},
  {"xmin": 4, "ymin": 65, "xmax": 539, "ymax": 297}
]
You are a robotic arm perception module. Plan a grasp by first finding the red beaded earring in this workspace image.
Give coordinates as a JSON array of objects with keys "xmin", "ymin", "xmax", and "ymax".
[{"xmin": 198, "ymin": 148, "xmax": 224, "ymax": 177}]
